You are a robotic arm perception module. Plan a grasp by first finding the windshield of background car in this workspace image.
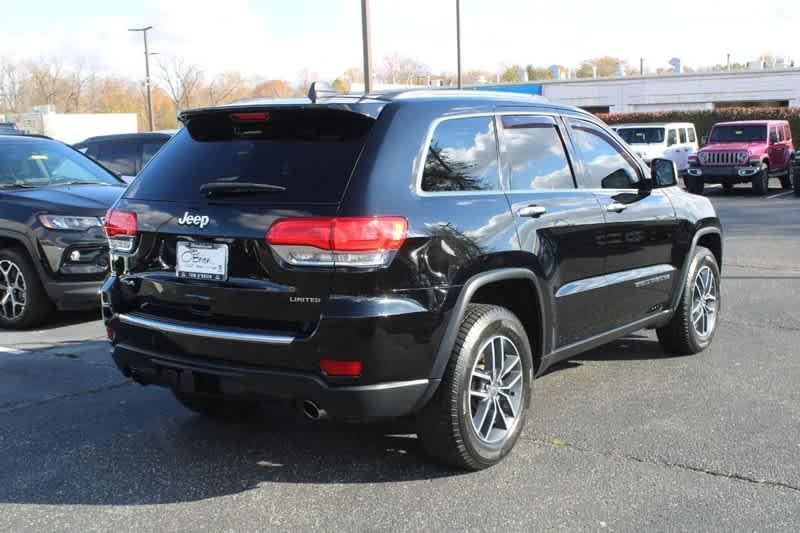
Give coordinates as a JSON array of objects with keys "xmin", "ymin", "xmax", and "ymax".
[
  {"xmin": 0, "ymin": 140, "xmax": 121, "ymax": 188},
  {"xmin": 616, "ymin": 127, "xmax": 666, "ymax": 144},
  {"xmin": 125, "ymin": 109, "xmax": 374, "ymax": 204},
  {"xmin": 709, "ymin": 125, "xmax": 767, "ymax": 143}
]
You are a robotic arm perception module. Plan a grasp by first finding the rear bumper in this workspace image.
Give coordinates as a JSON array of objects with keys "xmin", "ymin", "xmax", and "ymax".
[
  {"xmin": 101, "ymin": 275, "xmax": 449, "ymax": 419},
  {"xmin": 112, "ymin": 343, "xmax": 433, "ymax": 420},
  {"xmin": 686, "ymin": 166, "xmax": 762, "ymax": 182}
]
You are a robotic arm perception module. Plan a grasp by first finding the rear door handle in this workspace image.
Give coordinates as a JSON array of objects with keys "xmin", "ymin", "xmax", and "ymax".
[
  {"xmin": 518, "ymin": 205, "xmax": 547, "ymax": 218},
  {"xmin": 606, "ymin": 202, "xmax": 627, "ymax": 213}
]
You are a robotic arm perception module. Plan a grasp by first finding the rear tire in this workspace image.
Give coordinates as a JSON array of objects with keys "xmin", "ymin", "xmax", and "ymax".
[
  {"xmin": 172, "ymin": 390, "xmax": 259, "ymax": 420},
  {"xmin": 0, "ymin": 247, "xmax": 52, "ymax": 329},
  {"xmin": 417, "ymin": 304, "xmax": 533, "ymax": 470},
  {"xmin": 791, "ymin": 163, "xmax": 800, "ymax": 197},
  {"xmin": 657, "ymin": 246, "xmax": 720, "ymax": 355},
  {"xmin": 753, "ymin": 164, "xmax": 769, "ymax": 195}
]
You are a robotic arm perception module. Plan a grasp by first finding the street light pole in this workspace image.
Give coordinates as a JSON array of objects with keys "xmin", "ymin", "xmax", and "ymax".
[
  {"xmin": 360, "ymin": 0, "xmax": 373, "ymax": 94},
  {"xmin": 129, "ymin": 26, "xmax": 154, "ymax": 132},
  {"xmin": 456, "ymin": 0, "xmax": 462, "ymax": 89}
]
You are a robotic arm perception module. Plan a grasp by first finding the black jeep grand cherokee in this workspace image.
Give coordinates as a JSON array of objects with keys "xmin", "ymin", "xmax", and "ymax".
[{"xmin": 102, "ymin": 90, "xmax": 722, "ymax": 469}]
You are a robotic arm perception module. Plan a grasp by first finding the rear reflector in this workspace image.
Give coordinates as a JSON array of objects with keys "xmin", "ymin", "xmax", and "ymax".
[
  {"xmin": 320, "ymin": 359, "xmax": 362, "ymax": 377},
  {"xmin": 266, "ymin": 216, "xmax": 407, "ymax": 268}
]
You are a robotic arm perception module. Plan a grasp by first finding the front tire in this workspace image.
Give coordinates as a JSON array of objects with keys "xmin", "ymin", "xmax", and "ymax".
[
  {"xmin": 685, "ymin": 175, "xmax": 704, "ymax": 195},
  {"xmin": 0, "ymin": 247, "xmax": 52, "ymax": 329},
  {"xmin": 657, "ymin": 246, "xmax": 720, "ymax": 355},
  {"xmin": 792, "ymin": 163, "xmax": 800, "ymax": 197},
  {"xmin": 417, "ymin": 304, "xmax": 533, "ymax": 470},
  {"xmin": 753, "ymin": 164, "xmax": 769, "ymax": 195}
]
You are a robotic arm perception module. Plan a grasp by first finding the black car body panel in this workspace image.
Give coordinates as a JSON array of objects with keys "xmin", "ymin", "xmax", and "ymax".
[
  {"xmin": 0, "ymin": 135, "xmax": 126, "ymax": 311},
  {"xmin": 101, "ymin": 91, "xmax": 722, "ymax": 419}
]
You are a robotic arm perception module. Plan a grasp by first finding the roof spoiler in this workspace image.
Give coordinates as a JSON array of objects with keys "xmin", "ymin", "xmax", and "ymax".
[{"xmin": 307, "ymin": 81, "xmax": 339, "ymax": 103}]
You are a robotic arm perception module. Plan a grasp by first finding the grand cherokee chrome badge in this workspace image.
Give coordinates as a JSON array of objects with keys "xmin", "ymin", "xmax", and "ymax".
[{"xmin": 177, "ymin": 212, "xmax": 210, "ymax": 229}]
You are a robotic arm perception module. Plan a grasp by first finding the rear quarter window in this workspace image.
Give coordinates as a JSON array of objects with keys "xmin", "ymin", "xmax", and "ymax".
[{"xmin": 421, "ymin": 116, "xmax": 500, "ymax": 192}]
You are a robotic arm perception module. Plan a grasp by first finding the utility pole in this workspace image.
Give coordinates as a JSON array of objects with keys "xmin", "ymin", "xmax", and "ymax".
[
  {"xmin": 361, "ymin": 0, "xmax": 373, "ymax": 94},
  {"xmin": 726, "ymin": 53, "xmax": 731, "ymax": 71},
  {"xmin": 129, "ymin": 26, "xmax": 155, "ymax": 132},
  {"xmin": 456, "ymin": 0, "xmax": 462, "ymax": 89},
  {"xmin": 640, "ymin": 57, "xmax": 644, "ymax": 75}
]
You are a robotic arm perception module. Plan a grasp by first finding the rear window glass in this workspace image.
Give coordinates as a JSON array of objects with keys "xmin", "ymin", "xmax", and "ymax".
[{"xmin": 126, "ymin": 109, "xmax": 373, "ymax": 204}]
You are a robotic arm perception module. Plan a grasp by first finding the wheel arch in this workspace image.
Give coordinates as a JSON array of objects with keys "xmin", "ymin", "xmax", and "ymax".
[
  {"xmin": 431, "ymin": 268, "xmax": 548, "ymax": 381},
  {"xmin": 670, "ymin": 226, "xmax": 723, "ymax": 311}
]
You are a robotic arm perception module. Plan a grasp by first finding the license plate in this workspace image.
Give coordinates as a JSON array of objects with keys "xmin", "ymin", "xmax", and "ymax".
[{"xmin": 176, "ymin": 241, "xmax": 228, "ymax": 281}]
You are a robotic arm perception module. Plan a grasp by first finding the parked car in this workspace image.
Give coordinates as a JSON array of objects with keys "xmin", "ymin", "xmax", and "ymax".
[
  {"xmin": 101, "ymin": 90, "xmax": 722, "ymax": 469},
  {"xmin": 613, "ymin": 122, "xmax": 698, "ymax": 173},
  {"xmin": 794, "ymin": 151, "xmax": 800, "ymax": 196},
  {"xmin": 0, "ymin": 134, "xmax": 126, "ymax": 328},
  {"xmin": 74, "ymin": 132, "xmax": 173, "ymax": 183},
  {"xmin": 686, "ymin": 120, "xmax": 795, "ymax": 195},
  {"xmin": 0, "ymin": 122, "xmax": 21, "ymax": 135}
]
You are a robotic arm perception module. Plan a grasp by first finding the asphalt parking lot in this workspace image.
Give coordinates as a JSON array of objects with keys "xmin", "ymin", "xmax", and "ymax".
[{"xmin": 1, "ymin": 183, "xmax": 798, "ymax": 531}]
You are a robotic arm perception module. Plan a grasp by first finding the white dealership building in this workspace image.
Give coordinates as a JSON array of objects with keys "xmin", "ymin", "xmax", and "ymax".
[{"xmin": 484, "ymin": 68, "xmax": 800, "ymax": 114}]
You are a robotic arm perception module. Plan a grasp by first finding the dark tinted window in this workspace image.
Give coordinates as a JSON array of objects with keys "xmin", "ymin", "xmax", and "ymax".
[
  {"xmin": 0, "ymin": 139, "xmax": 120, "ymax": 188},
  {"xmin": 688, "ymin": 128, "xmax": 696, "ymax": 143},
  {"xmin": 141, "ymin": 141, "xmax": 165, "ymax": 166},
  {"xmin": 617, "ymin": 127, "xmax": 665, "ymax": 144},
  {"xmin": 422, "ymin": 116, "xmax": 499, "ymax": 192},
  {"xmin": 501, "ymin": 116, "xmax": 574, "ymax": 190},
  {"xmin": 570, "ymin": 120, "xmax": 640, "ymax": 189},
  {"xmin": 97, "ymin": 142, "xmax": 138, "ymax": 176},
  {"xmin": 127, "ymin": 110, "xmax": 373, "ymax": 204},
  {"xmin": 679, "ymin": 128, "xmax": 687, "ymax": 143}
]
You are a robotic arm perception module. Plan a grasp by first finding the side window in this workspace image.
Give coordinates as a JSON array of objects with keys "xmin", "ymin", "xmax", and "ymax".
[
  {"xmin": 667, "ymin": 129, "xmax": 677, "ymax": 146},
  {"xmin": 679, "ymin": 128, "xmax": 687, "ymax": 144},
  {"xmin": 569, "ymin": 120, "xmax": 641, "ymax": 189},
  {"xmin": 142, "ymin": 142, "xmax": 165, "ymax": 166},
  {"xmin": 501, "ymin": 116, "xmax": 574, "ymax": 190},
  {"xmin": 421, "ymin": 116, "xmax": 500, "ymax": 192},
  {"xmin": 688, "ymin": 128, "xmax": 697, "ymax": 143},
  {"xmin": 783, "ymin": 124, "xmax": 791, "ymax": 141},
  {"xmin": 770, "ymin": 127, "xmax": 779, "ymax": 144}
]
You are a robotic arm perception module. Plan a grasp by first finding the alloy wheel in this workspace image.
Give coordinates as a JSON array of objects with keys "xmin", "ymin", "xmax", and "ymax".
[
  {"xmin": 691, "ymin": 265, "xmax": 717, "ymax": 338},
  {"xmin": 0, "ymin": 259, "xmax": 27, "ymax": 321},
  {"xmin": 468, "ymin": 335, "xmax": 524, "ymax": 444}
]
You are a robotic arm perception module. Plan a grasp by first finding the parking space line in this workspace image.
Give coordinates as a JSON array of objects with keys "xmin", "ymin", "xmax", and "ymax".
[{"xmin": 766, "ymin": 191, "xmax": 794, "ymax": 200}]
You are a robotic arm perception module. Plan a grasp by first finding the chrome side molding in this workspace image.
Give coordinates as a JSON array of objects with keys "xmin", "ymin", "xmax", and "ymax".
[{"xmin": 117, "ymin": 313, "xmax": 295, "ymax": 345}]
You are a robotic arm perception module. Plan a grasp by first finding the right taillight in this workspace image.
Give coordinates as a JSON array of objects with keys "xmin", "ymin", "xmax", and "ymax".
[
  {"xmin": 266, "ymin": 216, "xmax": 408, "ymax": 268},
  {"xmin": 104, "ymin": 208, "xmax": 138, "ymax": 253}
]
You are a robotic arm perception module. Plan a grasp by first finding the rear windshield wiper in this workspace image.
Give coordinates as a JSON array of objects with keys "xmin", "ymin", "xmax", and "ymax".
[{"xmin": 199, "ymin": 182, "xmax": 287, "ymax": 197}]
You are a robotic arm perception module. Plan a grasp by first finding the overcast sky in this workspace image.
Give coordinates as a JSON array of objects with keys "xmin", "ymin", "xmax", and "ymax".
[{"xmin": 0, "ymin": 0, "xmax": 796, "ymax": 83}]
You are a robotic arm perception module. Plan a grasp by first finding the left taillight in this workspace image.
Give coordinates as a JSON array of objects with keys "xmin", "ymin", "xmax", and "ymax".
[
  {"xmin": 104, "ymin": 208, "xmax": 137, "ymax": 253},
  {"xmin": 266, "ymin": 216, "xmax": 408, "ymax": 268}
]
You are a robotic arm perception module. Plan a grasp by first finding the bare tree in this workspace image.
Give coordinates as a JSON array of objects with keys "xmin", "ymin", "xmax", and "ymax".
[
  {"xmin": 380, "ymin": 53, "xmax": 430, "ymax": 85},
  {"xmin": 0, "ymin": 58, "xmax": 29, "ymax": 113},
  {"xmin": 205, "ymin": 71, "xmax": 246, "ymax": 105},
  {"xmin": 26, "ymin": 57, "xmax": 65, "ymax": 106},
  {"xmin": 158, "ymin": 56, "xmax": 204, "ymax": 110}
]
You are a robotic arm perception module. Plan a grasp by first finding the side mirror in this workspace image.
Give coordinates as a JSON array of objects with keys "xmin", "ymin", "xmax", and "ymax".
[{"xmin": 650, "ymin": 158, "xmax": 678, "ymax": 188}]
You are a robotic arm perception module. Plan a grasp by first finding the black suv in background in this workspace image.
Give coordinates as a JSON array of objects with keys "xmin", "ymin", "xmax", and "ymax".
[
  {"xmin": 0, "ymin": 135, "xmax": 126, "ymax": 328},
  {"xmin": 102, "ymin": 90, "xmax": 722, "ymax": 469},
  {"xmin": 74, "ymin": 132, "xmax": 173, "ymax": 182}
]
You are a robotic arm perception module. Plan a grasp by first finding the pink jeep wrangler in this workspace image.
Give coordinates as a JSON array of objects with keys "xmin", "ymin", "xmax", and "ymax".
[{"xmin": 686, "ymin": 120, "xmax": 795, "ymax": 195}]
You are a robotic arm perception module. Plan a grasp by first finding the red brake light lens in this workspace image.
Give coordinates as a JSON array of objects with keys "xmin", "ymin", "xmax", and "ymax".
[
  {"xmin": 104, "ymin": 209, "xmax": 137, "ymax": 237},
  {"xmin": 266, "ymin": 216, "xmax": 407, "ymax": 268},
  {"xmin": 320, "ymin": 359, "xmax": 362, "ymax": 377},
  {"xmin": 231, "ymin": 112, "xmax": 270, "ymax": 122}
]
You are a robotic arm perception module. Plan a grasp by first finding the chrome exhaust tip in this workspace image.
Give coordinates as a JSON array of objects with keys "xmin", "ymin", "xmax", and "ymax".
[{"xmin": 301, "ymin": 400, "xmax": 327, "ymax": 420}]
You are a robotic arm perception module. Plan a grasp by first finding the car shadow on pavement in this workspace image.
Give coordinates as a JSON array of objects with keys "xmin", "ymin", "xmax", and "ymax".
[
  {"xmin": 572, "ymin": 334, "xmax": 679, "ymax": 362},
  {"xmin": 0, "ymin": 392, "xmax": 467, "ymax": 506}
]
